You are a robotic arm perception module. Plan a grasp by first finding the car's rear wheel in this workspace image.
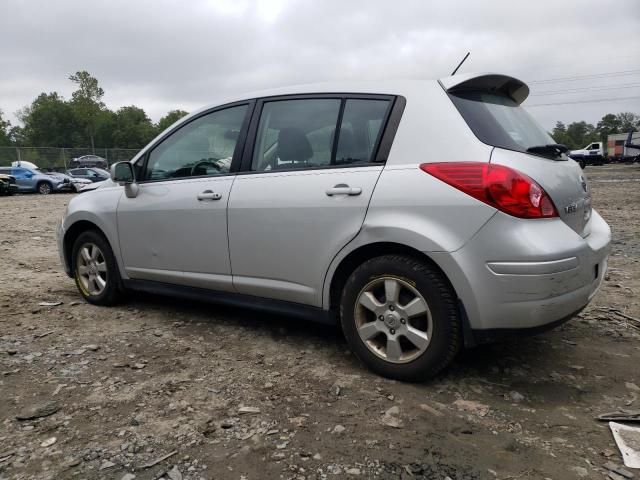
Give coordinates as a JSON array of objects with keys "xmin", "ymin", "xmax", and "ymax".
[
  {"xmin": 72, "ymin": 230, "xmax": 123, "ymax": 305},
  {"xmin": 37, "ymin": 182, "xmax": 52, "ymax": 194},
  {"xmin": 340, "ymin": 254, "xmax": 461, "ymax": 381}
]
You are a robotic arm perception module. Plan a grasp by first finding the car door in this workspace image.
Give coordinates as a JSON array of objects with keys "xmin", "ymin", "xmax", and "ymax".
[
  {"xmin": 11, "ymin": 168, "xmax": 34, "ymax": 191},
  {"xmin": 227, "ymin": 95, "xmax": 395, "ymax": 306},
  {"xmin": 116, "ymin": 102, "xmax": 251, "ymax": 291}
]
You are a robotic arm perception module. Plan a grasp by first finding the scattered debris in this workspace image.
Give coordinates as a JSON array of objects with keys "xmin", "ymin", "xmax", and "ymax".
[
  {"xmin": 453, "ymin": 399, "xmax": 490, "ymax": 417},
  {"xmin": 238, "ymin": 406, "xmax": 261, "ymax": 415},
  {"xmin": 508, "ymin": 391, "xmax": 526, "ymax": 403},
  {"xmin": 141, "ymin": 450, "xmax": 178, "ymax": 469},
  {"xmin": 602, "ymin": 461, "xmax": 635, "ymax": 479},
  {"xmin": 419, "ymin": 403, "xmax": 443, "ymax": 417},
  {"xmin": 34, "ymin": 330, "xmax": 55, "ymax": 339},
  {"xmin": 38, "ymin": 301, "xmax": 62, "ymax": 307},
  {"xmin": 16, "ymin": 401, "xmax": 59, "ymax": 421},
  {"xmin": 99, "ymin": 460, "xmax": 116, "ymax": 470},
  {"xmin": 0, "ymin": 450, "xmax": 15, "ymax": 462},
  {"xmin": 597, "ymin": 411, "xmax": 640, "ymax": 423},
  {"xmin": 167, "ymin": 465, "xmax": 183, "ymax": 480},
  {"xmin": 610, "ymin": 422, "xmax": 640, "ymax": 469},
  {"xmin": 381, "ymin": 406, "xmax": 403, "ymax": 428},
  {"xmin": 40, "ymin": 437, "xmax": 57, "ymax": 448},
  {"xmin": 332, "ymin": 424, "xmax": 346, "ymax": 434}
]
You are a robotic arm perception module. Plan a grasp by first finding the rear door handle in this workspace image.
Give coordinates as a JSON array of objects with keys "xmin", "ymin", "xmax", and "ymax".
[
  {"xmin": 197, "ymin": 190, "xmax": 222, "ymax": 201},
  {"xmin": 325, "ymin": 184, "xmax": 362, "ymax": 196}
]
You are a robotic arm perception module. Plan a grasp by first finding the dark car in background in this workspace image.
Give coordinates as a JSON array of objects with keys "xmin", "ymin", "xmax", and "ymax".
[
  {"xmin": 69, "ymin": 155, "xmax": 108, "ymax": 169},
  {"xmin": 66, "ymin": 168, "xmax": 110, "ymax": 182},
  {"xmin": 0, "ymin": 173, "xmax": 18, "ymax": 195}
]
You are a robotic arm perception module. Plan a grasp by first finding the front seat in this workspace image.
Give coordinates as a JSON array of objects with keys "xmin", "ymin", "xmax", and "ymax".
[{"xmin": 276, "ymin": 127, "xmax": 313, "ymax": 168}]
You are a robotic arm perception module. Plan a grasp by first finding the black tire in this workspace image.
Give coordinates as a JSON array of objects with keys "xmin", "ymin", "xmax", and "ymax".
[
  {"xmin": 37, "ymin": 181, "xmax": 52, "ymax": 194},
  {"xmin": 340, "ymin": 254, "xmax": 461, "ymax": 382},
  {"xmin": 71, "ymin": 230, "xmax": 123, "ymax": 305}
]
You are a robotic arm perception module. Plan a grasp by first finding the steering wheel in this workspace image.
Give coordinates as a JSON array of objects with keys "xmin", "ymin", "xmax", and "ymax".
[{"xmin": 191, "ymin": 159, "xmax": 221, "ymax": 177}]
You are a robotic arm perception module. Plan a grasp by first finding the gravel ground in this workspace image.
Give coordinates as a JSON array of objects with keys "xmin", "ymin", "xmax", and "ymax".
[{"xmin": 1, "ymin": 164, "xmax": 639, "ymax": 480}]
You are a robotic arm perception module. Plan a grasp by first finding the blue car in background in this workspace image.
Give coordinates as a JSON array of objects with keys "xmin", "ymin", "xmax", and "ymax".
[{"xmin": 0, "ymin": 165, "xmax": 74, "ymax": 194}]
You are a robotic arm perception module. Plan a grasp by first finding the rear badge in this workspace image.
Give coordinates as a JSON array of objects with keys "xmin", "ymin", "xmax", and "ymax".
[{"xmin": 565, "ymin": 203, "xmax": 578, "ymax": 214}]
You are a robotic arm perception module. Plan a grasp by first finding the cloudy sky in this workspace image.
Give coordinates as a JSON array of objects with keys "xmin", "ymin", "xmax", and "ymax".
[{"xmin": 1, "ymin": 0, "xmax": 639, "ymax": 131}]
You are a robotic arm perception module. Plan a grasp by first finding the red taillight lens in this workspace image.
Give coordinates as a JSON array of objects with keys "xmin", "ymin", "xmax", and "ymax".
[{"xmin": 420, "ymin": 162, "xmax": 558, "ymax": 219}]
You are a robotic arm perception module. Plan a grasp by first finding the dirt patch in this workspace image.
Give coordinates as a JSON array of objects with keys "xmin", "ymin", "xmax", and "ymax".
[{"xmin": 1, "ymin": 164, "xmax": 639, "ymax": 479}]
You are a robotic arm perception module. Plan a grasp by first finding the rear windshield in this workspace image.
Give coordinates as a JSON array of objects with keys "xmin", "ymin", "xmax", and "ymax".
[{"xmin": 449, "ymin": 91, "xmax": 556, "ymax": 154}]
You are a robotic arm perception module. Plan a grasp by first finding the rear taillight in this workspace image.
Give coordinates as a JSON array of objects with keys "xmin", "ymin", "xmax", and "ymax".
[{"xmin": 420, "ymin": 162, "xmax": 558, "ymax": 219}]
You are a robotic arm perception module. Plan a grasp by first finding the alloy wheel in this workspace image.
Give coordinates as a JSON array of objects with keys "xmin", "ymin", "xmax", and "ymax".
[
  {"xmin": 354, "ymin": 277, "xmax": 433, "ymax": 364},
  {"xmin": 76, "ymin": 242, "xmax": 108, "ymax": 296}
]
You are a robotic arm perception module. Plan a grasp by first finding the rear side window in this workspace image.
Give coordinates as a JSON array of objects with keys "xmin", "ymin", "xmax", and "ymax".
[
  {"xmin": 250, "ymin": 97, "xmax": 391, "ymax": 171},
  {"xmin": 449, "ymin": 92, "xmax": 556, "ymax": 154},
  {"xmin": 252, "ymin": 99, "xmax": 341, "ymax": 171}
]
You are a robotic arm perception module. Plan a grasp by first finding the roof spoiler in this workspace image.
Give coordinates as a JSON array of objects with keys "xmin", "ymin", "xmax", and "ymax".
[{"xmin": 439, "ymin": 73, "xmax": 530, "ymax": 104}]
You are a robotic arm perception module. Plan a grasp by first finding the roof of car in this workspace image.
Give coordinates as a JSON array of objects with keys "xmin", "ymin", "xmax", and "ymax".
[{"xmin": 184, "ymin": 72, "xmax": 528, "ymax": 120}]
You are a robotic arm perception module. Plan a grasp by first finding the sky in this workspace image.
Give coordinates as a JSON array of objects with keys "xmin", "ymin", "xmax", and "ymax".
[{"xmin": 1, "ymin": 0, "xmax": 639, "ymax": 132}]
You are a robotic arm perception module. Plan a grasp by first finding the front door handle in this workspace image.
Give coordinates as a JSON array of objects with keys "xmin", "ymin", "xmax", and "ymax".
[
  {"xmin": 197, "ymin": 190, "xmax": 222, "ymax": 201},
  {"xmin": 325, "ymin": 184, "xmax": 362, "ymax": 196}
]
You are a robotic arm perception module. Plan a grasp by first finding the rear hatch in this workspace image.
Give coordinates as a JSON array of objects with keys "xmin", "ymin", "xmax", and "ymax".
[{"xmin": 441, "ymin": 73, "xmax": 592, "ymax": 236}]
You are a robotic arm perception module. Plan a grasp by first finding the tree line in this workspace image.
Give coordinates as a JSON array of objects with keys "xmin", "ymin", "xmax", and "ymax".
[
  {"xmin": 0, "ymin": 71, "xmax": 188, "ymax": 150},
  {"xmin": 0, "ymin": 71, "xmax": 639, "ymax": 151},
  {"xmin": 551, "ymin": 112, "xmax": 640, "ymax": 150}
]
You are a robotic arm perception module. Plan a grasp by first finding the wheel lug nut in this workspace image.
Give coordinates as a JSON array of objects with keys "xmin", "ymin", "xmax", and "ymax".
[
  {"xmin": 389, "ymin": 305, "xmax": 395, "ymax": 311},
  {"xmin": 390, "ymin": 329, "xmax": 395, "ymax": 335},
  {"xmin": 378, "ymin": 315, "xmax": 384, "ymax": 321},
  {"xmin": 401, "ymin": 318, "xmax": 406, "ymax": 324}
]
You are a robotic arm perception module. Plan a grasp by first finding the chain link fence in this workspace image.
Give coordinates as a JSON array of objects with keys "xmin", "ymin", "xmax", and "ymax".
[{"xmin": 0, "ymin": 147, "xmax": 140, "ymax": 172}]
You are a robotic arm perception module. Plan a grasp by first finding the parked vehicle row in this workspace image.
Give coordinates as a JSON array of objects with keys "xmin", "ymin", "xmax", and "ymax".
[
  {"xmin": 58, "ymin": 73, "xmax": 611, "ymax": 381},
  {"xmin": 0, "ymin": 162, "xmax": 110, "ymax": 195}
]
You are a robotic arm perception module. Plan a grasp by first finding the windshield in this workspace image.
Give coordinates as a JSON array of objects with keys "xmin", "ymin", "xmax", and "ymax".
[{"xmin": 449, "ymin": 91, "xmax": 557, "ymax": 154}]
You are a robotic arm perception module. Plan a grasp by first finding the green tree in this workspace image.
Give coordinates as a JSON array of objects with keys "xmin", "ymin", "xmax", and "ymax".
[
  {"xmin": 18, "ymin": 92, "xmax": 78, "ymax": 147},
  {"xmin": 94, "ymin": 109, "xmax": 117, "ymax": 148},
  {"xmin": 616, "ymin": 112, "xmax": 640, "ymax": 133},
  {"xmin": 157, "ymin": 109, "xmax": 188, "ymax": 133},
  {"xmin": 563, "ymin": 121, "xmax": 597, "ymax": 150},
  {"xmin": 551, "ymin": 121, "xmax": 569, "ymax": 146},
  {"xmin": 112, "ymin": 106, "xmax": 156, "ymax": 148},
  {"xmin": 69, "ymin": 71, "xmax": 105, "ymax": 151},
  {"xmin": 595, "ymin": 113, "xmax": 621, "ymax": 142},
  {"xmin": 0, "ymin": 109, "xmax": 12, "ymax": 146}
]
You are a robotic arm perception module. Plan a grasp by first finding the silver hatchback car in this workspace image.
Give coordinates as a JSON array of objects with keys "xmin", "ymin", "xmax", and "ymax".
[{"xmin": 57, "ymin": 73, "xmax": 611, "ymax": 381}]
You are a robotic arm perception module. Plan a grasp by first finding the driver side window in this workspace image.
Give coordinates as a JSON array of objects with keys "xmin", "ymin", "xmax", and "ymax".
[{"xmin": 144, "ymin": 104, "xmax": 248, "ymax": 181}]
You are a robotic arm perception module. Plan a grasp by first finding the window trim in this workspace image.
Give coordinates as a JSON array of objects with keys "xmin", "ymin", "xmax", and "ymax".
[
  {"xmin": 239, "ymin": 93, "xmax": 401, "ymax": 175},
  {"xmin": 135, "ymin": 100, "xmax": 256, "ymax": 184}
]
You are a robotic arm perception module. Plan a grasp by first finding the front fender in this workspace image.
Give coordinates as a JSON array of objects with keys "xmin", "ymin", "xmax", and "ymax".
[{"xmin": 62, "ymin": 186, "xmax": 126, "ymax": 278}]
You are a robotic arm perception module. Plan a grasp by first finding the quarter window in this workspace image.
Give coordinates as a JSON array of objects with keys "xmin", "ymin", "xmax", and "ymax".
[
  {"xmin": 144, "ymin": 105, "xmax": 248, "ymax": 181},
  {"xmin": 335, "ymin": 99, "xmax": 389, "ymax": 165}
]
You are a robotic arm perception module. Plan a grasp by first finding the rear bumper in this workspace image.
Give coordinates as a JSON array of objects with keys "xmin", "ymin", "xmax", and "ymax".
[{"xmin": 430, "ymin": 209, "xmax": 611, "ymax": 332}]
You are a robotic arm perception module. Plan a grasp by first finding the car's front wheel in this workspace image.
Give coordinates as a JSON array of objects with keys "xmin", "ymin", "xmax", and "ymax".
[
  {"xmin": 37, "ymin": 182, "xmax": 52, "ymax": 194},
  {"xmin": 340, "ymin": 255, "xmax": 461, "ymax": 381},
  {"xmin": 72, "ymin": 230, "xmax": 123, "ymax": 305}
]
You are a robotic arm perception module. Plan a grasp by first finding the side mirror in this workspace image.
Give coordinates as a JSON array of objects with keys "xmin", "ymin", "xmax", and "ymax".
[
  {"xmin": 111, "ymin": 162, "xmax": 139, "ymax": 198},
  {"xmin": 111, "ymin": 162, "xmax": 134, "ymax": 183}
]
